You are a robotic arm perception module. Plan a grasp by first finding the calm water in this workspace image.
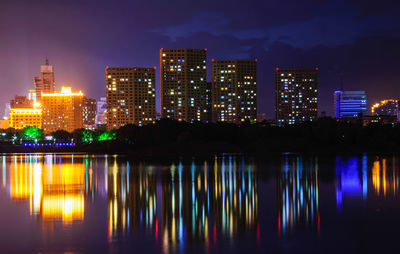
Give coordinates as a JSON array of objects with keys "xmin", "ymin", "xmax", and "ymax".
[{"xmin": 0, "ymin": 153, "xmax": 399, "ymax": 253}]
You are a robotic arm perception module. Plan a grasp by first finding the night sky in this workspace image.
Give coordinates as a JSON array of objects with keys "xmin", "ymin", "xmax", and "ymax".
[{"xmin": 1, "ymin": 0, "xmax": 399, "ymax": 118}]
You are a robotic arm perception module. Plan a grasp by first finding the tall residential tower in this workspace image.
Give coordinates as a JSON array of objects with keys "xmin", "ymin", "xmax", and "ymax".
[
  {"xmin": 211, "ymin": 60, "xmax": 257, "ymax": 123},
  {"xmin": 106, "ymin": 67, "xmax": 156, "ymax": 129},
  {"xmin": 160, "ymin": 48, "xmax": 207, "ymax": 122},
  {"xmin": 275, "ymin": 68, "xmax": 318, "ymax": 125}
]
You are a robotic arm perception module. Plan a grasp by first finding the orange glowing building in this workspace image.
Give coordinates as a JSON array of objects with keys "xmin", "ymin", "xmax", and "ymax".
[
  {"xmin": 10, "ymin": 108, "xmax": 42, "ymax": 129},
  {"xmin": 42, "ymin": 86, "xmax": 84, "ymax": 133},
  {"xmin": 9, "ymin": 95, "xmax": 42, "ymax": 129}
]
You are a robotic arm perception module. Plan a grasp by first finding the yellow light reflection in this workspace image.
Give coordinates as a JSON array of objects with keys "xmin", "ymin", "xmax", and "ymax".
[{"xmin": 10, "ymin": 157, "xmax": 85, "ymax": 225}]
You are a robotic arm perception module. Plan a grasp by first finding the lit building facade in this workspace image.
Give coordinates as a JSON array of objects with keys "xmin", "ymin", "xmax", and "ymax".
[
  {"xmin": 9, "ymin": 95, "xmax": 41, "ymax": 129},
  {"xmin": 211, "ymin": 60, "xmax": 257, "ymax": 123},
  {"xmin": 96, "ymin": 97, "xmax": 107, "ymax": 125},
  {"xmin": 42, "ymin": 86, "xmax": 84, "ymax": 133},
  {"xmin": 83, "ymin": 98, "xmax": 97, "ymax": 130},
  {"xmin": 160, "ymin": 48, "xmax": 207, "ymax": 122},
  {"xmin": 371, "ymin": 99, "xmax": 399, "ymax": 120},
  {"xmin": 206, "ymin": 82, "xmax": 212, "ymax": 122},
  {"xmin": 275, "ymin": 68, "xmax": 318, "ymax": 125},
  {"xmin": 10, "ymin": 108, "xmax": 42, "ymax": 129},
  {"xmin": 334, "ymin": 91, "xmax": 367, "ymax": 118},
  {"xmin": 34, "ymin": 59, "xmax": 55, "ymax": 102},
  {"xmin": 106, "ymin": 67, "xmax": 156, "ymax": 129}
]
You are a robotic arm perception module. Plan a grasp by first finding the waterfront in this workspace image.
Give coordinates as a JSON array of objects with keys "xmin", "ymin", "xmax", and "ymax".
[{"xmin": 0, "ymin": 153, "xmax": 399, "ymax": 253}]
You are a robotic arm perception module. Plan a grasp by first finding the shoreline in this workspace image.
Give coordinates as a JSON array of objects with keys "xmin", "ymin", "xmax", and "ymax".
[{"xmin": 1, "ymin": 141, "xmax": 400, "ymax": 158}]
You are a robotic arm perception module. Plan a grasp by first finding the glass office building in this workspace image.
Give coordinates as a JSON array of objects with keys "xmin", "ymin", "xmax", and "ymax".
[{"xmin": 334, "ymin": 91, "xmax": 367, "ymax": 118}]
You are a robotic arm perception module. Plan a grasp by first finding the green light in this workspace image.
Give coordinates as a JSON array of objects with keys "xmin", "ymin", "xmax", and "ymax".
[
  {"xmin": 21, "ymin": 126, "xmax": 43, "ymax": 140},
  {"xmin": 97, "ymin": 131, "xmax": 115, "ymax": 141},
  {"xmin": 82, "ymin": 130, "xmax": 94, "ymax": 143}
]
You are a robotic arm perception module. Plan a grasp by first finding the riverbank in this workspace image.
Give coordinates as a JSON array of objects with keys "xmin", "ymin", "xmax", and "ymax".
[{"xmin": 1, "ymin": 140, "xmax": 400, "ymax": 158}]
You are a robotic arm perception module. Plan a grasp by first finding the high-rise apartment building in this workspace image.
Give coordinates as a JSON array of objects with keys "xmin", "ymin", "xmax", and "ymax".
[
  {"xmin": 42, "ymin": 86, "xmax": 84, "ymax": 133},
  {"xmin": 106, "ymin": 67, "xmax": 156, "ymax": 129},
  {"xmin": 211, "ymin": 60, "xmax": 257, "ymax": 123},
  {"xmin": 371, "ymin": 99, "xmax": 398, "ymax": 120},
  {"xmin": 160, "ymin": 48, "xmax": 207, "ymax": 122},
  {"xmin": 334, "ymin": 91, "xmax": 367, "ymax": 118},
  {"xmin": 275, "ymin": 68, "xmax": 318, "ymax": 125},
  {"xmin": 83, "ymin": 98, "xmax": 97, "ymax": 130},
  {"xmin": 34, "ymin": 59, "xmax": 55, "ymax": 102}
]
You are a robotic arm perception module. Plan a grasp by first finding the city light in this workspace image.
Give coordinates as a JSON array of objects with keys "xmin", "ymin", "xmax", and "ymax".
[
  {"xmin": 21, "ymin": 126, "xmax": 43, "ymax": 140},
  {"xmin": 97, "ymin": 131, "xmax": 115, "ymax": 141}
]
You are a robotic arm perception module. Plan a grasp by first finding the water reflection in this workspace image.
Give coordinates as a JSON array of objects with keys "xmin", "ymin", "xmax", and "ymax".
[
  {"xmin": 2, "ymin": 153, "xmax": 400, "ymax": 253},
  {"xmin": 371, "ymin": 158, "xmax": 399, "ymax": 197},
  {"xmin": 106, "ymin": 157, "xmax": 258, "ymax": 252},
  {"xmin": 277, "ymin": 157, "xmax": 319, "ymax": 235},
  {"xmin": 335, "ymin": 156, "xmax": 368, "ymax": 212},
  {"xmin": 9, "ymin": 154, "xmax": 85, "ymax": 225}
]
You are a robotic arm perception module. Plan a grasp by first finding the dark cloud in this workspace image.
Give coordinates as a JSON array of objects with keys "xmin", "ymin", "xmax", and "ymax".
[{"xmin": 0, "ymin": 0, "xmax": 399, "ymax": 118}]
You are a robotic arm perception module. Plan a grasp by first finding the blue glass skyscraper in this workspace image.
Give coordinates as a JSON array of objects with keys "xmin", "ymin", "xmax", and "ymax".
[{"xmin": 334, "ymin": 91, "xmax": 367, "ymax": 118}]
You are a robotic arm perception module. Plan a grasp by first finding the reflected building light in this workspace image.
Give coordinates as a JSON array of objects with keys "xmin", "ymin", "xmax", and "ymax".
[
  {"xmin": 372, "ymin": 158, "xmax": 398, "ymax": 197},
  {"xmin": 8, "ymin": 156, "xmax": 86, "ymax": 225},
  {"xmin": 104, "ymin": 157, "xmax": 258, "ymax": 251},
  {"xmin": 335, "ymin": 157, "xmax": 368, "ymax": 213},
  {"xmin": 278, "ymin": 156, "xmax": 319, "ymax": 235}
]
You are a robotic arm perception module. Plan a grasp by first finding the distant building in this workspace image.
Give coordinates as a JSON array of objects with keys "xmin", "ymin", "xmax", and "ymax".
[
  {"xmin": 10, "ymin": 96, "xmax": 33, "ymax": 108},
  {"xmin": 96, "ymin": 97, "xmax": 107, "ymax": 125},
  {"xmin": 275, "ymin": 68, "xmax": 318, "ymax": 125},
  {"xmin": 42, "ymin": 86, "xmax": 84, "ymax": 133},
  {"xmin": 4, "ymin": 103, "xmax": 10, "ymax": 118},
  {"xmin": 334, "ymin": 91, "xmax": 367, "ymax": 118},
  {"xmin": 257, "ymin": 113, "xmax": 266, "ymax": 122},
  {"xmin": 34, "ymin": 59, "xmax": 55, "ymax": 102},
  {"xmin": 160, "ymin": 48, "xmax": 207, "ymax": 122},
  {"xmin": 211, "ymin": 60, "xmax": 257, "ymax": 123},
  {"xmin": 0, "ymin": 118, "xmax": 10, "ymax": 129},
  {"xmin": 28, "ymin": 90, "xmax": 37, "ymax": 103},
  {"xmin": 363, "ymin": 115, "xmax": 397, "ymax": 126},
  {"xmin": 371, "ymin": 99, "xmax": 399, "ymax": 120},
  {"xmin": 106, "ymin": 67, "xmax": 156, "ymax": 129},
  {"xmin": 206, "ymin": 82, "xmax": 212, "ymax": 122},
  {"xmin": 83, "ymin": 98, "xmax": 97, "ymax": 130}
]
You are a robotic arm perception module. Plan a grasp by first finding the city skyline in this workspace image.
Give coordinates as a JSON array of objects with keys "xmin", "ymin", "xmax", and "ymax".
[{"xmin": 1, "ymin": 0, "xmax": 399, "ymax": 119}]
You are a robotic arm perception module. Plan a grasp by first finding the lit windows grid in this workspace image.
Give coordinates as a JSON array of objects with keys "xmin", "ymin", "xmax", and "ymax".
[
  {"xmin": 160, "ymin": 49, "xmax": 207, "ymax": 122},
  {"xmin": 211, "ymin": 60, "xmax": 257, "ymax": 123},
  {"xmin": 275, "ymin": 69, "xmax": 318, "ymax": 125},
  {"xmin": 42, "ymin": 91, "xmax": 83, "ymax": 133},
  {"xmin": 106, "ymin": 67, "xmax": 156, "ymax": 129}
]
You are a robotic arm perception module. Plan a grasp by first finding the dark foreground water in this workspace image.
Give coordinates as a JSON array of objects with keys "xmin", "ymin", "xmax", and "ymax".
[{"xmin": 0, "ymin": 153, "xmax": 399, "ymax": 253}]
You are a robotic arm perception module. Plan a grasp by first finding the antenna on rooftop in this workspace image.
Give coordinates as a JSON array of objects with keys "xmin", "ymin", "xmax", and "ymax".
[{"xmin": 340, "ymin": 78, "xmax": 344, "ymax": 91}]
